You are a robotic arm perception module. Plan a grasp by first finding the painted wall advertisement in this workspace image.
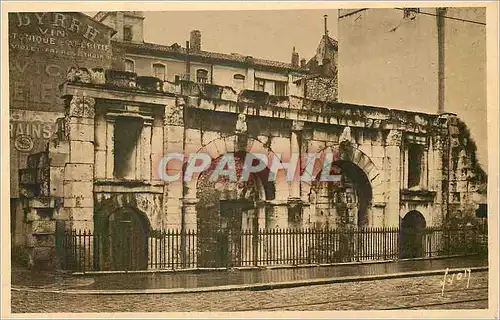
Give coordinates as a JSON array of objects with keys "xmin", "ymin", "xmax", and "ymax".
[{"xmin": 9, "ymin": 12, "xmax": 115, "ymax": 197}]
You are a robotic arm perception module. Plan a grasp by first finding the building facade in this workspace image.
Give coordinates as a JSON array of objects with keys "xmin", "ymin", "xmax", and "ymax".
[
  {"xmin": 10, "ymin": 11, "xmax": 486, "ymax": 270},
  {"xmin": 8, "ymin": 12, "xmax": 116, "ymax": 250}
]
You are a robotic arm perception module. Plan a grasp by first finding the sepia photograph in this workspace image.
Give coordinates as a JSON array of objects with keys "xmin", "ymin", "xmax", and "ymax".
[{"xmin": 1, "ymin": 1, "xmax": 498, "ymax": 318}]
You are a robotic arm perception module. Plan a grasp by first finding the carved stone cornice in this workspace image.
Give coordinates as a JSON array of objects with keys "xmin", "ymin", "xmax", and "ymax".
[
  {"xmin": 67, "ymin": 96, "xmax": 95, "ymax": 118},
  {"xmin": 386, "ymin": 129, "xmax": 402, "ymax": 146}
]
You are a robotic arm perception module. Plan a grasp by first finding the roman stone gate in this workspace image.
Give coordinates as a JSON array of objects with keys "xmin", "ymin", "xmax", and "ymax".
[{"xmin": 14, "ymin": 69, "xmax": 486, "ymax": 269}]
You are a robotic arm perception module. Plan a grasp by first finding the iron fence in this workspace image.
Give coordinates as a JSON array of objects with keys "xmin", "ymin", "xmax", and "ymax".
[{"xmin": 61, "ymin": 226, "xmax": 486, "ymax": 272}]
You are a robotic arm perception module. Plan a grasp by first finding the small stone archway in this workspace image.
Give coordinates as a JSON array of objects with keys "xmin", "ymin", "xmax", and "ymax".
[
  {"xmin": 400, "ymin": 210, "xmax": 427, "ymax": 259},
  {"xmin": 94, "ymin": 205, "xmax": 151, "ymax": 271}
]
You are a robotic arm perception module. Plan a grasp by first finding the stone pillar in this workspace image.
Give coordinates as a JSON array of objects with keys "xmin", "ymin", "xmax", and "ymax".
[
  {"xmin": 257, "ymin": 206, "xmax": 266, "ymax": 229},
  {"xmin": 290, "ymin": 121, "xmax": 303, "ymax": 200},
  {"xmin": 25, "ymin": 201, "xmax": 58, "ymax": 269},
  {"xmin": 151, "ymin": 112, "xmax": 164, "ymax": 181},
  {"xmin": 422, "ymin": 148, "xmax": 429, "ymax": 190},
  {"xmin": 64, "ymin": 95, "xmax": 96, "ymax": 233},
  {"xmin": 402, "ymin": 146, "xmax": 408, "ymax": 189},
  {"xmin": 94, "ymin": 107, "xmax": 107, "ymax": 179},
  {"xmin": 427, "ymin": 138, "xmax": 435, "ymax": 191},
  {"xmin": 183, "ymin": 198, "xmax": 198, "ymax": 266},
  {"xmin": 116, "ymin": 12, "xmax": 125, "ymax": 41},
  {"xmin": 287, "ymin": 73, "xmax": 295, "ymax": 96},
  {"xmin": 135, "ymin": 124, "xmax": 143, "ymax": 179},
  {"xmin": 246, "ymin": 67, "xmax": 255, "ymax": 90},
  {"xmin": 432, "ymin": 135, "xmax": 445, "ymax": 225},
  {"xmin": 141, "ymin": 123, "xmax": 152, "ymax": 180},
  {"xmin": 287, "ymin": 121, "xmax": 304, "ymax": 228},
  {"xmin": 385, "ymin": 129, "xmax": 402, "ymax": 227},
  {"xmin": 105, "ymin": 118, "xmax": 115, "ymax": 179},
  {"xmin": 183, "ymin": 198, "xmax": 198, "ymax": 231},
  {"xmin": 163, "ymin": 97, "xmax": 185, "ymax": 230},
  {"xmin": 256, "ymin": 205, "xmax": 267, "ymax": 266}
]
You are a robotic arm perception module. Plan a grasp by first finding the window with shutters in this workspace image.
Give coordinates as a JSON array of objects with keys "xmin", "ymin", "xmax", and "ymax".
[
  {"xmin": 255, "ymin": 78, "xmax": 265, "ymax": 91},
  {"xmin": 274, "ymin": 81, "xmax": 288, "ymax": 96},
  {"xmin": 153, "ymin": 63, "xmax": 166, "ymax": 80},
  {"xmin": 196, "ymin": 69, "xmax": 209, "ymax": 84},
  {"xmin": 124, "ymin": 59, "xmax": 135, "ymax": 72},
  {"xmin": 123, "ymin": 25, "xmax": 133, "ymax": 41}
]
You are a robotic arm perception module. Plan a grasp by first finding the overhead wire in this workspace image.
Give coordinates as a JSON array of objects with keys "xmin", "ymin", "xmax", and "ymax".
[
  {"xmin": 340, "ymin": 8, "xmax": 486, "ymax": 26},
  {"xmin": 394, "ymin": 8, "xmax": 486, "ymax": 25}
]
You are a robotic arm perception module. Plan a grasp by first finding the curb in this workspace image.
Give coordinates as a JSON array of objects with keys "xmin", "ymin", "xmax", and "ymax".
[
  {"xmin": 11, "ymin": 266, "xmax": 488, "ymax": 295},
  {"xmin": 71, "ymin": 253, "xmax": 483, "ymax": 276}
]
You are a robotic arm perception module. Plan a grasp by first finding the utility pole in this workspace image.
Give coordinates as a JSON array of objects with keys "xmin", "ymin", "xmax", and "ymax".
[
  {"xmin": 185, "ymin": 40, "xmax": 191, "ymax": 80},
  {"xmin": 324, "ymin": 14, "xmax": 329, "ymax": 36},
  {"xmin": 437, "ymin": 7, "xmax": 446, "ymax": 114},
  {"xmin": 180, "ymin": 40, "xmax": 190, "ymax": 267}
]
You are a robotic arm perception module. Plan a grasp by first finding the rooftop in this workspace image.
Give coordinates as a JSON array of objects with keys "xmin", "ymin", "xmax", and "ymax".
[{"xmin": 114, "ymin": 40, "xmax": 311, "ymax": 73}]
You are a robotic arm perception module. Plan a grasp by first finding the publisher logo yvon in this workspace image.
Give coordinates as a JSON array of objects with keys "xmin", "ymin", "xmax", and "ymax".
[{"xmin": 9, "ymin": 12, "xmax": 114, "ymax": 112}]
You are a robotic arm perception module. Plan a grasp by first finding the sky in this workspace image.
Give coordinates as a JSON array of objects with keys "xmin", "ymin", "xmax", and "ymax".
[{"xmin": 140, "ymin": 10, "xmax": 338, "ymax": 63}]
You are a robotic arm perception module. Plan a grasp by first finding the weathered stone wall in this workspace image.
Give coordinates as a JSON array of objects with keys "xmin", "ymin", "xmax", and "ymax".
[
  {"xmin": 15, "ymin": 70, "xmax": 486, "ymax": 269},
  {"xmin": 443, "ymin": 115, "xmax": 487, "ymax": 226},
  {"xmin": 180, "ymin": 100, "xmax": 420, "ymax": 229},
  {"xmin": 305, "ymin": 76, "xmax": 338, "ymax": 102}
]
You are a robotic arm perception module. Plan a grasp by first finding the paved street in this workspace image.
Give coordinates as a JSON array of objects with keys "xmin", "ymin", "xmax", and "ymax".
[
  {"xmin": 11, "ymin": 255, "xmax": 488, "ymax": 291},
  {"xmin": 11, "ymin": 271, "xmax": 488, "ymax": 313}
]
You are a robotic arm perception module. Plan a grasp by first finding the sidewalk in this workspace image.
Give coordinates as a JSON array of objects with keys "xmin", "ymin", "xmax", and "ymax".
[{"xmin": 11, "ymin": 255, "xmax": 488, "ymax": 293}]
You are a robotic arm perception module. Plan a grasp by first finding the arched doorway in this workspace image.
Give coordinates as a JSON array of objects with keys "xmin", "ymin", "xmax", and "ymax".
[
  {"xmin": 196, "ymin": 152, "xmax": 272, "ymax": 267},
  {"xmin": 96, "ymin": 207, "xmax": 150, "ymax": 270},
  {"xmin": 400, "ymin": 210, "xmax": 427, "ymax": 258},
  {"xmin": 312, "ymin": 160, "xmax": 373, "ymax": 228},
  {"xmin": 309, "ymin": 160, "xmax": 372, "ymax": 263}
]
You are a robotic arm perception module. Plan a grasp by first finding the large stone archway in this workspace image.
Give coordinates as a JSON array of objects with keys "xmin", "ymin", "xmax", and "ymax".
[
  {"xmin": 184, "ymin": 133, "xmax": 285, "ymax": 267},
  {"xmin": 310, "ymin": 159, "xmax": 373, "ymax": 228},
  {"xmin": 195, "ymin": 151, "xmax": 268, "ymax": 231},
  {"xmin": 303, "ymin": 143, "xmax": 382, "ymax": 228},
  {"xmin": 195, "ymin": 150, "xmax": 272, "ymax": 267}
]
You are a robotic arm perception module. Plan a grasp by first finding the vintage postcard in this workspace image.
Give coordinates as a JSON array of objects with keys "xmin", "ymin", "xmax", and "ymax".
[{"xmin": 1, "ymin": 1, "xmax": 498, "ymax": 319}]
